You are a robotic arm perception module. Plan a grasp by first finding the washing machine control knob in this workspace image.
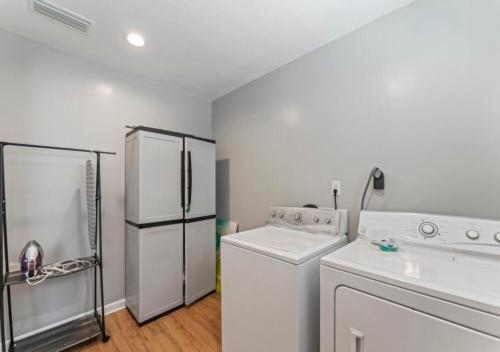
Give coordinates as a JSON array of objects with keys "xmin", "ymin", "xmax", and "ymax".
[
  {"xmin": 294, "ymin": 212, "xmax": 302, "ymax": 223},
  {"xmin": 325, "ymin": 218, "xmax": 332, "ymax": 225},
  {"xmin": 418, "ymin": 222, "xmax": 438, "ymax": 238},
  {"xmin": 271, "ymin": 210, "xmax": 276, "ymax": 217},
  {"xmin": 279, "ymin": 211, "xmax": 284, "ymax": 218},
  {"xmin": 466, "ymin": 229, "xmax": 480, "ymax": 240},
  {"xmin": 313, "ymin": 216, "xmax": 320, "ymax": 223},
  {"xmin": 494, "ymin": 233, "xmax": 500, "ymax": 243}
]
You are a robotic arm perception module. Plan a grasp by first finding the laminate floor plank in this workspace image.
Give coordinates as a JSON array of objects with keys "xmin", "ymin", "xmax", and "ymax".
[{"xmin": 73, "ymin": 294, "xmax": 221, "ymax": 352}]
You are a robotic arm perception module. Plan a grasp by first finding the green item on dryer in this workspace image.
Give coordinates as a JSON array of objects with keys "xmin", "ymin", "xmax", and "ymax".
[
  {"xmin": 378, "ymin": 242, "xmax": 399, "ymax": 252},
  {"xmin": 371, "ymin": 239, "xmax": 399, "ymax": 252}
]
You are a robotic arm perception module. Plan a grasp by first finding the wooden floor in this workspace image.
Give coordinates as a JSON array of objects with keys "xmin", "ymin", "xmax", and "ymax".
[{"xmin": 74, "ymin": 293, "xmax": 221, "ymax": 352}]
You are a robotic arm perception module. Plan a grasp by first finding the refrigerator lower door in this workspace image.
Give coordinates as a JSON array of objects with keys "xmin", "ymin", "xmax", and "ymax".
[
  {"xmin": 126, "ymin": 223, "xmax": 184, "ymax": 323},
  {"xmin": 185, "ymin": 219, "xmax": 216, "ymax": 305}
]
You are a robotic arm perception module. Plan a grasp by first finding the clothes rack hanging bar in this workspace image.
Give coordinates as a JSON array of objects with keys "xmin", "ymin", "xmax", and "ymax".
[{"xmin": 0, "ymin": 141, "xmax": 116, "ymax": 155}]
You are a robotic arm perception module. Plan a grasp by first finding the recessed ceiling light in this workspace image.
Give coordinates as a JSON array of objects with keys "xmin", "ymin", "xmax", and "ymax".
[{"xmin": 127, "ymin": 32, "xmax": 145, "ymax": 47}]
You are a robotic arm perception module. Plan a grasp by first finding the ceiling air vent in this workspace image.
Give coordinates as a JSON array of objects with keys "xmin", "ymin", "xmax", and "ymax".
[{"xmin": 31, "ymin": 0, "xmax": 94, "ymax": 33}]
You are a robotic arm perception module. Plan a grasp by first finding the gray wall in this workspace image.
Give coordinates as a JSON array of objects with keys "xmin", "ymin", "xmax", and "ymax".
[
  {"xmin": 0, "ymin": 30, "xmax": 211, "ymax": 337},
  {"xmin": 216, "ymin": 159, "xmax": 231, "ymax": 220},
  {"xmin": 213, "ymin": 0, "xmax": 500, "ymax": 238}
]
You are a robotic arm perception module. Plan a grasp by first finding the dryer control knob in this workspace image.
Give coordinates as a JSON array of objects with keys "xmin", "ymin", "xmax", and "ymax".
[
  {"xmin": 494, "ymin": 232, "xmax": 500, "ymax": 243},
  {"xmin": 294, "ymin": 212, "xmax": 302, "ymax": 223},
  {"xmin": 271, "ymin": 210, "xmax": 276, "ymax": 217},
  {"xmin": 279, "ymin": 211, "xmax": 284, "ymax": 218},
  {"xmin": 313, "ymin": 217, "xmax": 320, "ymax": 223},
  {"xmin": 418, "ymin": 222, "xmax": 438, "ymax": 238},
  {"xmin": 466, "ymin": 229, "xmax": 480, "ymax": 240},
  {"xmin": 325, "ymin": 218, "xmax": 332, "ymax": 225}
]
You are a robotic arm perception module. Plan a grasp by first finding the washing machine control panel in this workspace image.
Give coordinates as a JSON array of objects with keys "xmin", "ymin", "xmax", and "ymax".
[
  {"xmin": 268, "ymin": 207, "xmax": 345, "ymax": 236},
  {"xmin": 358, "ymin": 211, "xmax": 500, "ymax": 254}
]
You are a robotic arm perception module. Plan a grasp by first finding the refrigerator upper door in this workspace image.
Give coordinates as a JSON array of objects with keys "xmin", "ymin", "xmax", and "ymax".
[
  {"xmin": 185, "ymin": 219, "xmax": 216, "ymax": 305},
  {"xmin": 184, "ymin": 138, "xmax": 215, "ymax": 219},
  {"xmin": 125, "ymin": 132, "xmax": 140, "ymax": 223},
  {"xmin": 139, "ymin": 131, "xmax": 184, "ymax": 223}
]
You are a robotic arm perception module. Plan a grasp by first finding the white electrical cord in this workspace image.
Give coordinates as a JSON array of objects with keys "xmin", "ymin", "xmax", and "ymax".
[{"xmin": 26, "ymin": 259, "xmax": 94, "ymax": 286}]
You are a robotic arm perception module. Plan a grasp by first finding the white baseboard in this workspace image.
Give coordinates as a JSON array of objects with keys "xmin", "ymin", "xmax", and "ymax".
[
  {"xmin": 105, "ymin": 298, "xmax": 126, "ymax": 315},
  {"xmin": 7, "ymin": 298, "xmax": 126, "ymax": 345}
]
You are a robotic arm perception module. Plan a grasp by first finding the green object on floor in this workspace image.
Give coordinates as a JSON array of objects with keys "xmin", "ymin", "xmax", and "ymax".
[{"xmin": 216, "ymin": 219, "xmax": 238, "ymax": 293}]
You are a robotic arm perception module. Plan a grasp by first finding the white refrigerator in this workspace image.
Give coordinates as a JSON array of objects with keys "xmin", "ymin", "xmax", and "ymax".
[{"xmin": 125, "ymin": 126, "xmax": 215, "ymax": 324}]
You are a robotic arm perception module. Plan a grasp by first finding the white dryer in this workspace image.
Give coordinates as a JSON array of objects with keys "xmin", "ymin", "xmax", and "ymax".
[
  {"xmin": 320, "ymin": 211, "xmax": 500, "ymax": 352},
  {"xmin": 222, "ymin": 207, "xmax": 348, "ymax": 352}
]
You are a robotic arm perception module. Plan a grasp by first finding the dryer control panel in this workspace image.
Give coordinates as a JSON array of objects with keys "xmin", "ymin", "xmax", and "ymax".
[{"xmin": 358, "ymin": 211, "xmax": 500, "ymax": 255}]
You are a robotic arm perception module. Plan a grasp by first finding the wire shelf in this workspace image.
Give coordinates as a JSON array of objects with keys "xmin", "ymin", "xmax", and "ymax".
[
  {"xmin": 4, "ymin": 256, "xmax": 98, "ymax": 287},
  {"xmin": 11, "ymin": 314, "xmax": 102, "ymax": 352}
]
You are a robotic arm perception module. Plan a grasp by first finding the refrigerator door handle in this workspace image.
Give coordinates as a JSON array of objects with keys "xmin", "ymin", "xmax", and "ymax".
[
  {"xmin": 187, "ymin": 150, "xmax": 192, "ymax": 212},
  {"xmin": 181, "ymin": 150, "xmax": 185, "ymax": 208}
]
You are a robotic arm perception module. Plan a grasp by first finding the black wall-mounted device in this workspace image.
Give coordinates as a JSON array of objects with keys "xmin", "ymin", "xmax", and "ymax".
[
  {"xmin": 373, "ymin": 169, "xmax": 385, "ymax": 190},
  {"xmin": 361, "ymin": 167, "xmax": 385, "ymax": 210}
]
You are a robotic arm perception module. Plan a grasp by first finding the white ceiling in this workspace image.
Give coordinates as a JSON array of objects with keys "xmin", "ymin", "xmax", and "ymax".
[{"xmin": 0, "ymin": 0, "xmax": 415, "ymax": 100}]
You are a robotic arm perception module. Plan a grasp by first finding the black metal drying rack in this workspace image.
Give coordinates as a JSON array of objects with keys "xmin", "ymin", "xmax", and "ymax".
[{"xmin": 0, "ymin": 141, "xmax": 115, "ymax": 352}]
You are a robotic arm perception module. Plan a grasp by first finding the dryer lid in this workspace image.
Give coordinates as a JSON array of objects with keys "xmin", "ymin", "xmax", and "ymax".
[{"xmin": 321, "ymin": 239, "xmax": 500, "ymax": 316}]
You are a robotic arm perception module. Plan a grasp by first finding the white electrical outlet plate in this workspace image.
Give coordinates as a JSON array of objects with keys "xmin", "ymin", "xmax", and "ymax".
[{"xmin": 331, "ymin": 180, "xmax": 341, "ymax": 195}]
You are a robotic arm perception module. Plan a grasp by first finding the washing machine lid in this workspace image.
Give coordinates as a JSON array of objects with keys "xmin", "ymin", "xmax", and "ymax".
[
  {"xmin": 321, "ymin": 239, "xmax": 500, "ymax": 315},
  {"xmin": 222, "ymin": 225, "xmax": 347, "ymax": 265}
]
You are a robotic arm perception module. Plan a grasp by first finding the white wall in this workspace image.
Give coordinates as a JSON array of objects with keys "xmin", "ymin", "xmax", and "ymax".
[
  {"xmin": 213, "ymin": 0, "xmax": 500, "ymax": 237},
  {"xmin": 0, "ymin": 29, "xmax": 211, "ymax": 337}
]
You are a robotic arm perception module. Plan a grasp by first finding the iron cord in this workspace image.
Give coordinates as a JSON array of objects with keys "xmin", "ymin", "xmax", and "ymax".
[{"xmin": 25, "ymin": 259, "xmax": 94, "ymax": 286}]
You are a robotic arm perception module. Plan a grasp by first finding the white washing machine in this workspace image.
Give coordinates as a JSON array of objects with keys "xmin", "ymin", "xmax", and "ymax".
[
  {"xmin": 320, "ymin": 211, "xmax": 500, "ymax": 352},
  {"xmin": 222, "ymin": 207, "xmax": 348, "ymax": 352}
]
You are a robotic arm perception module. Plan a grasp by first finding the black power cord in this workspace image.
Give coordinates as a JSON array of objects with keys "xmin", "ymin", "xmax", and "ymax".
[{"xmin": 333, "ymin": 189, "xmax": 338, "ymax": 210}]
